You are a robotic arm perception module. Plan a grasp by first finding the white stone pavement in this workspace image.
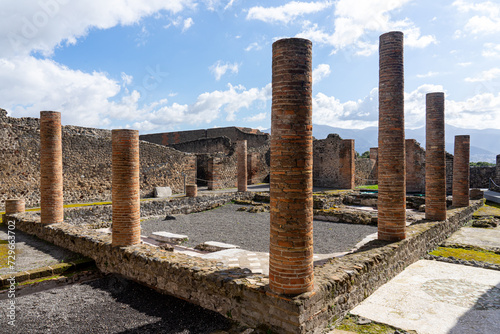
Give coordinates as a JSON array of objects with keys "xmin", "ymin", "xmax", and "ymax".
[{"xmin": 350, "ymin": 260, "xmax": 500, "ymax": 334}]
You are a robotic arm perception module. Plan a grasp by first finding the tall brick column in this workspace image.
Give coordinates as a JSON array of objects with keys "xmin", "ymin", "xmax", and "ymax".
[
  {"xmin": 185, "ymin": 156, "xmax": 197, "ymax": 186},
  {"xmin": 237, "ymin": 140, "xmax": 248, "ymax": 192},
  {"xmin": 339, "ymin": 139, "xmax": 355, "ymax": 189},
  {"xmin": 112, "ymin": 129, "xmax": 141, "ymax": 246},
  {"xmin": 270, "ymin": 38, "xmax": 314, "ymax": 295},
  {"xmin": 378, "ymin": 31, "xmax": 406, "ymax": 241},
  {"xmin": 425, "ymin": 92, "xmax": 447, "ymax": 221},
  {"xmin": 40, "ymin": 111, "xmax": 64, "ymax": 225},
  {"xmin": 207, "ymin": 157, "xmax": 220, "ymax": 190},
  {"xmin": 452, "ymin": 135, "xmax": 470, "ymax": 207}
]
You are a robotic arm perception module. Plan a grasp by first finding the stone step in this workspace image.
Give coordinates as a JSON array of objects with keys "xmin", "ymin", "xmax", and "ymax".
[
  {"xmin": 150, "ymin": 232, "xmax": 188, "ymax": 244},
  {"xmin": 195, "ymin": 241, "xmax": 240, "ymax": 252}
]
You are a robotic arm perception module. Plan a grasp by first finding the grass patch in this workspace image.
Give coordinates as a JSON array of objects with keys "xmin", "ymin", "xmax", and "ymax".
[
  {"xmin": 0, "ymin": 240, "xmax": 17, "ymax": 269},
  {"xmin": 429, "ymin": 247, "xmax": 500, "ymax": 265},
  {"xmin": 334, "ymin": 314, "xmax": 415, "ymax": 334},
  {"xmin": 473, "ymin": 201, "xmax": 500, "ymax": 217},
  {"xmin": 356, "ymin": 184, "xmax": 378, "ymax": 190}
]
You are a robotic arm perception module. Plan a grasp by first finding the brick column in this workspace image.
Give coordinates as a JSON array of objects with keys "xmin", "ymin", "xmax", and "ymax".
[
  {"xmin": 112, "ymin": 129, "xmax": 140, "ymax": 247},
  {"xmin": 5, "ymin": 199, "xmax": 25, "ymax": 214},
  {"xmin": 40, "ymin": 111, "xmax": 63, "ymax": 225},
  {"xmin": 425, "ymin": 92, "xmax": 447, "ymax": 220},
  {"xmin": 186, "ymin": 184, "xmax": 197, "ymax": 197},
  {"xmin": 237, "ymin": 140, "xmax": 248, "ymax": 192},
  {"xmin": 339, "ymin": 139, "xmax": 355, "ymax": 189},
  {"xmin": 452, "ymin": 135, "xmax": 470, "ymax": 207},
  {"xmin": 378, "ymin": 31, "xmax": 406, "ymax": 241},
  {"xmin": 185, "ymin": 156, "xmax": 197, "ymax": 186},
  {"xmin": 270, "ymin": 38, "xmax": 314, "ymax": 295},
  {"xmin": 207, "ymin": 157, "xmax": 219, "ymax": 190}
]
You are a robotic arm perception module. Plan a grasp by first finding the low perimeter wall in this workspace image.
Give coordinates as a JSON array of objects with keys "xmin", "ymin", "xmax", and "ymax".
[{"xmin": 3, "ymin": 196, "xmax": 482, "ymax": 333}]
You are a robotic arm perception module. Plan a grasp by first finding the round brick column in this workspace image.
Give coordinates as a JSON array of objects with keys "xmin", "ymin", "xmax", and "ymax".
[
  {"xmin": 425, "ymin": 92, "xmax": 447, "ymax": 221},
  {"xmin": 112, "ymin": 129, "xmax": 141, "ymax": 246},
  {"xmin": 377, "ymin": 31, "xmax": 406, "ymax": 241},
  {"xmin": 452, "ymin": 135, "xmax": 470, "ymax": 207},
  {"xmin": 270, "ymin": 38, "xmax": 314, "ymax": 295},
  {"xmin": 186, "ymin": 184, "xmax": 197, "ymax": 197},
  {"xmin": 237, "ymin": 140, "xmax": 248, "ymax": 192},
  {"xmin": 5, "ymin": 199, "xmax": 25, "ymax": 214},
  {"xmin": 40, "ymin": 111, "xmax": 64, "ymax": 225}
]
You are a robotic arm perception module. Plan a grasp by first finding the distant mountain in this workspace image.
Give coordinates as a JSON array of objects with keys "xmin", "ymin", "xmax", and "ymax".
[{"xmin": 263, "ymin": 124, "xmax": 499, "ymax": 163}]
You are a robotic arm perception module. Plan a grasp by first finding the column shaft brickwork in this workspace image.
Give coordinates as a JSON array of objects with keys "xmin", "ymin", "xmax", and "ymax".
[
  {"xmin": 452, "ymin": 135, "xmax": 470, "ymax": 207},
  {"xmin": 5, "ymin": 199, "xmax": 25, "ymax": 214},
  {"xmin": 185, "ymin": 156, "xmax": 197, "ymax": 186},
  {"xmin": 339, "ymin": 139, "xmax": 355, "ymax": 189},
  {"xmin": 186, "ymin": 184, "xmax": 197, "ymax": 197},
  {"xmin": 112, "ymin": 129, "xmax": 140, "ymax": 246},
  {"xmin": 207, "ymin": 157, "xmax": 220, "ymax": 190},
  {"xmin": 40, "ymin": 111, "xmax": 63, "ymax": 225},
  {"xmin": 425, "ymin": 93, "xmax": 447, "ymax": 221},
  {"xmin": 378, "ymin": 32, "xmax": 406, "ymax": 241},
  {"xmin": 270, "ymin": 38, "xmax": 314, "ymax": 295},
  {"xmin": 237, "ymin": 140, "xmax": 248, "ymax": 192}
]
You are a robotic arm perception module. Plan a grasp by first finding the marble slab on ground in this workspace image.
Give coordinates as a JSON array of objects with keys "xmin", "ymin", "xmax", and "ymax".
[
  {"xmin": 442, "ymin": 226, "xmax": 500, "ymax": 253},
  {"xmin": 351, "ymin": 260, "xmax": 500, "ymax": 334}
]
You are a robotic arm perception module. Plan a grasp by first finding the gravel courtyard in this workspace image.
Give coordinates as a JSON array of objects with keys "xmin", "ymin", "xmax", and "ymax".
[{"xmin": 141, "ymin": 203, "xmax": 378, "ymax": 254}]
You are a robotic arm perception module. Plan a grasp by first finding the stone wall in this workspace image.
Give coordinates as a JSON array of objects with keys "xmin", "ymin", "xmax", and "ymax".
[
  {"xmin": 405, "ymin": 139, "xmax": 425, "ymax": 193},
  {"xmin": 4, "ymin": 195, "xmax": 482, "ymax": 334},
  {"xmin": 172, "ymin": 136, "xmax": 233, "ymax": 155},
  {"xmin": 313, "ymin": 134, "xmax": 355, "ymax": 189},
  {"xmin": 140, "ymin": 126, "xmax": 270, "ymax": 150},
  {"xmin": 0, "ymin": 111, "xmax": 195, "ymax": 210},
  {"xmin": 470, "ymin": 167, "xmax": 495, "ymax": 189},
  {"xmin": 354, "ymin": 158, "xmax": 375, "ymax": 186}
]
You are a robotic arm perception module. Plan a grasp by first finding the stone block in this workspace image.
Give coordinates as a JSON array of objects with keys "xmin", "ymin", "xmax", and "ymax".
[
  {"xmin": 195, "ymin": 241, "xmax": 240, "ymax": 252},
  {"xmin": 469, "ymin": 188, "xmax": 484, "ymax": 200},
  {"xmin": 150, "ymin": 231, "xmax": 188, "ymax": 244},
  {"xmin": 154, "ymin": 187, "xmax": 172, "ymax": 198}
]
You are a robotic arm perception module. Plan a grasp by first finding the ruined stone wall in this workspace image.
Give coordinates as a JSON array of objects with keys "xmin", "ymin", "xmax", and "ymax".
[
  {"xmin": 140, "ymin": 126, "xmax": 270, "ymax": 149},
  {"xmin": 405, "ymin": 139, "xmax": 425, "ymax": 193},
  {"xmin": 313, "ymin": 134, "xmax": 355, "ymax": 189},
  {"xmin": 470, "ymin": 167, "xmax": 495, "ymax": 189},
  {"xmin": 248, "ymin": 144, "xmax": 270, "ymax": 184},
  {"xmin": 171, "ymin": 136, "xmax": 233, "ymax": 155},
  {"xmin": 354, "ymin": 158, "xmax": 375, "ymax": 186},
  {"xmin": 0, "ymin": 111, "xmax": 195, "ymax": 210}
]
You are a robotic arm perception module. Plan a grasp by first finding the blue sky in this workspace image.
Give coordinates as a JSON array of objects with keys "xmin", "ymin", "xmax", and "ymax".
[{"xmin": 2, "ymin": 0, "xmax": 500, "ymax": 134}]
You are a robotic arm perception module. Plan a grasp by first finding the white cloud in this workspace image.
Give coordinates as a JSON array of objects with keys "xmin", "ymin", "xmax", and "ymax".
[
  {"xmin": 182, "ymin": 17, "xmax": 194, "ymax": 32},
  {"xmin": 404, "ymin": 84, "xmax": 444, "ymax": 129},
  {"xmin": 465, "ymin": 68, "xmax": 500, "ymax": 82},
  {"xmin": 2, "ymin": 0, "xmax": 195, "ymax": 57},
  {"xmin": 246, "ymin": 1, "xmax": 333, "ymax": 24},
  {"xmin": 224, "ymin": 0, "xmax": 236, "ymax": 11},
  {"xmin": 453, "ymin": 0, "xmax": 500, "ymax": 35},
  {"xmin": 121, "ymin": 72, "xmax": 133, "ymax": 86},
  {"xmin": 245, "ymin": 42, "xmax": 262, "ymax": 52},
  {"xmin": 458, "ymin": 62, "xmax": 472, "ymax": 67},
  {"xmin": 312, "ymin": 64, "xmax": 331, "ymax": 84},
  {"xmin": 483, "ymin": 43, "xmax": 500, "ymax": 58},
  {"xmin": 417, "ymin": 71, "xmax": 439, "ymax": 78},
  {"xmin": 244, "ymin": 112, "xmax": 267, "ymax": 122},
  {"xmin": 446, "ymin": 92, "xmax": 500, "ymax": 129},
  {"xmin": 210, "ymin": 60, "xmax": 239, "ymax": 81},
  {"xmin": 296, "ymin": 0, "xmax": 435, "ymax": 56}
]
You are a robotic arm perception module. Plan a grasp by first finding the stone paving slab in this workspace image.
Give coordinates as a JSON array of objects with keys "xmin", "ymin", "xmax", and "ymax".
[
  {"xmin": 442, "ymin": 226, "xmax": 500, "ymax": 253},
  {"xmin": 350, "ymin": 259, "xmax": 500, "ymax": 334}
]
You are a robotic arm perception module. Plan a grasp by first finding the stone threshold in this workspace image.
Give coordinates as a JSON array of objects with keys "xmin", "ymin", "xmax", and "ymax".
[{"xmin": 3, "ymin": 199, "xmax": 483, "ymax": 334}]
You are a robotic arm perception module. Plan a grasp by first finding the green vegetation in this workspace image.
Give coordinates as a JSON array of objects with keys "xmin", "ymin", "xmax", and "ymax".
[
  {"xmin": 334, "ymin": 314, "xmax": 415, "ymax": 334},
  {"xmin": 473, "ymin": 201, "xmax": 500, "ymax": 217},
  {"xmin": 0, "ymin": 239, "xmax": 16, "ymax": 269},
  {"xmin": 470, "ymin": 161, "xmax": 495, "ymax": 167},
  {"xmin": 355, "ymin": 151, "xmax": 370, "ymax": 159},
  {"xmin": 429, "ymin": 247, "xmax": 500, "ymax": 265},
  {"xmin": 356, "ymin": 184, "xmax": 378, "ymax": 190}
]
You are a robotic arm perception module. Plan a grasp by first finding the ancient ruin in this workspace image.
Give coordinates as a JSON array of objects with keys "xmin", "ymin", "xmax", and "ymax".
[{"xmin": 1, "ymin": 31, "xmax": 498, "ymax": 334}]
